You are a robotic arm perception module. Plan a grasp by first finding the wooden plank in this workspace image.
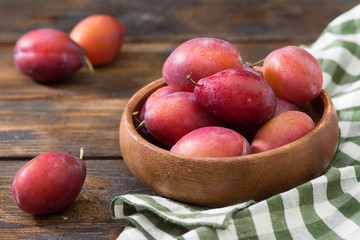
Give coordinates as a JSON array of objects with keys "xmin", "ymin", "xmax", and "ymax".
[
  {"xmin": 0, "ymin": 97, "xmax": 127, "ymax": 158},
  {"xmin": 0, "ymin": 224, "xmax": 125, "ymax": 240},
  {"xmin": 0, "ymin": 0, "xmax": 358, "ymax": 44},
  {"xmin": 0, "ymin": 159, "xmax": 153, "ymax": 239}
]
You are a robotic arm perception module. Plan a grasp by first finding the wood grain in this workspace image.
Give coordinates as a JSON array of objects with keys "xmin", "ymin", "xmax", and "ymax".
[{"xmin": 0, "ymin": 0, "xmax": 358, "ymax": 44}]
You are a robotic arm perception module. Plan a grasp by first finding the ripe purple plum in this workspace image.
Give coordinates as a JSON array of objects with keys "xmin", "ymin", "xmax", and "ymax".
[
  {"xmin": 251, "ymin": 111, "xmax": 315, "ymax": 153},
  {"xmin": 14, "ymin": 28, "xmax": 90, "ymax": 83},
  {"xmin": 136, "ymin": 86, "xmax": 176, "ymax": 147},
  {"xmin": 170, "ymin": 126, "xmax": 251, "ymax": 157},
  {"xmin": 144, "ymin": 92, "xmax": 223, "ymax": 147},
  {"xmin": 138, "ymin": 85, "xmax": 177, "ymax": 121},
  {"xmin": 193, "ymin": 68, "xmax": 276, "ymax": 125},
  {"xmin": 12, "ymin": 149, "xmax": 86, "ymax": 215},
  {"xmin": 274, "ymin": 96, "xmax": 300, "ymax": 116},
  {"xmin": 162, "ymin": 37, "xmax": 244, "ymax": 92},
  {"xmin": 263, "ymin": 45, "xmax": 323, "ymax": 103}
]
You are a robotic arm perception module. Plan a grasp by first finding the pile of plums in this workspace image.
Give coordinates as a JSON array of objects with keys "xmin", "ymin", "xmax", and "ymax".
[{"xmin": 136, "ymin": 37, "xmax": 323, "ymax": 158}]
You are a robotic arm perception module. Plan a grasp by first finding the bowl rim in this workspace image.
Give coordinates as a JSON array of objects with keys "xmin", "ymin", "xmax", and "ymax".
[{"xmin": 125, "ymin": 78, "xmax": 335, "ymax": 163}]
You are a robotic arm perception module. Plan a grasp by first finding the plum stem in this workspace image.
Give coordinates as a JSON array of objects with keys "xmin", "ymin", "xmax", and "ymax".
[
  {"xmin": 84, "ymin": 56, "xmax": 94, "ymax": 72},
  {"xmin": 186, "ymin": 75, "xmax": 197, "ymax": 86},
  {"xmin": 132, "ymin": 111, "xmax": 141, "ymax": 123},
  {"xmin": 247, "ymin": 59, "xmax": 265, "ymax": 67},
  {"xmin": 136, "ymin": 120, "xmax": 145, "ymax": 131},
  {"xmin": 79, "ymin": 147, "xmax": 85, "ymax": 160}
]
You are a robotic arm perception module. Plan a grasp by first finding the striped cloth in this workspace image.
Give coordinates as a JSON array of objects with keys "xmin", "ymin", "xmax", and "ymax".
[{"xmin": 111, "ymin": 4, "xmax": 360, "ymax": 239}]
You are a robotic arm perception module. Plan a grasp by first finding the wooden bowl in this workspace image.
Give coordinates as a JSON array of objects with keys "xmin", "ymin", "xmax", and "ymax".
[{"xmin": 119, "ymin": 78, "xmax": 339, "ymax": 207}]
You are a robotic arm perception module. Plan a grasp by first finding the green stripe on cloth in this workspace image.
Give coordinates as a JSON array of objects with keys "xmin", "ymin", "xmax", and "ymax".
[
  {"xmin": 318, "ymin": 59, "xmax": 358, "ymax": 86},
  {"xmin": 224, "ymin": 208, "xmax": 258, "ymax": 239},
  {"xmin": 111, "ymin": 4, "xmax": 360, "ymax": 239},
  {"xmin": 297, "ymin": 182, "xmax": 332, "ymax": 239},
  {"xmin": 338, "ymin": 106, "xmax": 360, "ymax": 121},
  {"xmin": 326, "ymin": 19, "xmax": 360, "ymax": 35},
  {"xmin": 267, "ymin": 196, "xmax": 293, "ymax": 239}
]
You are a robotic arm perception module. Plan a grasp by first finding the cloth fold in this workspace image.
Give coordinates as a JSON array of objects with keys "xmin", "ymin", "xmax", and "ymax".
[
  {"xmin": 112, "ymin": 4, "xmax": 360, "ymax": 239},
  {"xmin": 111, "ymin": 194, "xmax": 254, "ymax": 239}
]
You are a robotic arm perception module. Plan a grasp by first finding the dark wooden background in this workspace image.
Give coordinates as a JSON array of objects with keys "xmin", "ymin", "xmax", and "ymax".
[{"xmin": 0, "ymin": 0, "xmax": 358, "ymax": 239}]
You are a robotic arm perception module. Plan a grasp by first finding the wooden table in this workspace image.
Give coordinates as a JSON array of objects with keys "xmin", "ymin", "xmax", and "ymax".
[{"xmin": 0, "ymin": 0, "xmax": 358, "ymax": 239}]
